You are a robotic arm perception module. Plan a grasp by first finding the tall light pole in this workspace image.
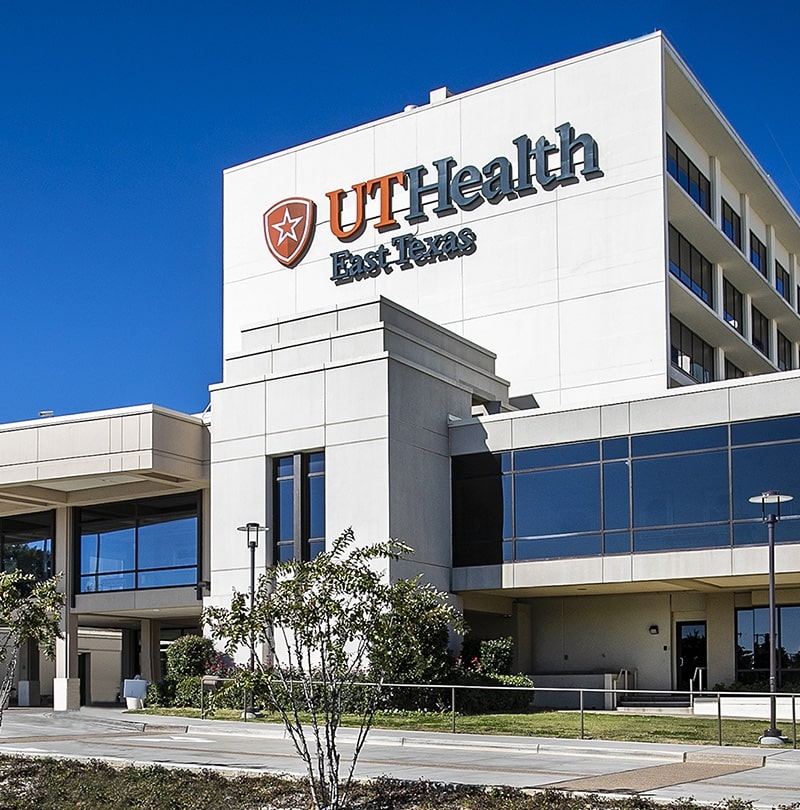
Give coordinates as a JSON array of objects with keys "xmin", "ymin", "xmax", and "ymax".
[
  {"xmin": 237, "ymin": 522, "xmax": 267, "ymax": 672},
  {"xmin": 748, "ymin": 490, "xmax": 793, "ymax": 745}
]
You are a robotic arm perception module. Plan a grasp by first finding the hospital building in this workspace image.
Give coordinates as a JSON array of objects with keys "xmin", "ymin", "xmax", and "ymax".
[{"xmin": 2, "ymin": 32, "xmax": 800, "ymax": 708}]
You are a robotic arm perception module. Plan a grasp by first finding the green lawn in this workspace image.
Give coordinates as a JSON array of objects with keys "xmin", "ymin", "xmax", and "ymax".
[{"xmin": 136, "ymin": 706, "xmax": 796, "ymax": 747}]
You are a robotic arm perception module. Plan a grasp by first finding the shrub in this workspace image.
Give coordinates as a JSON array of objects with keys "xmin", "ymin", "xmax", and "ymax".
[
  {"xmin": 450, "ymin": 670, "xmax": 534, "ymax": 714},
  {"xmin": 480, "ymin": 637, "xmax": 514, "ymax": 675},
  {"xmin": 173, "ymin": 675, "xmax": 202, "ymax": 708},
  {"xmin": 165, "ymin": 635, "xmax": 215, "ymax": 679}
]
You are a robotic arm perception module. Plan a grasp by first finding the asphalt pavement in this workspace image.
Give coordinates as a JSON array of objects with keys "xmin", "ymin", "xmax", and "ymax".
[{"xmin": 0, "ymin": 706, "xmax": 798, "ymax": 808}]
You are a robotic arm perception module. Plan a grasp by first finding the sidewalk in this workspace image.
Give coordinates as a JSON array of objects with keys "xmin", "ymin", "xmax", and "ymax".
[{"xmin": 2, "ymin": 706, "xmax": 798, "ymax": 808}]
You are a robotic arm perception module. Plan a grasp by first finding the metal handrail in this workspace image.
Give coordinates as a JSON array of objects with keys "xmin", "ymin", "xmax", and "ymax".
[{"xmin": 689, "ymin": 666, "xmax": 706, "ymax": 706}]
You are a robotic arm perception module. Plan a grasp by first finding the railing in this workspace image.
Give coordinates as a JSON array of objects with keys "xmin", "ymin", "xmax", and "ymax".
[
  {"xmin": 196, "ymin": 677, "xmax": 799, "ymax": 748},
  {"xmin": 688, "ymin": 666, "xmax": 706, "ymax": 706}
]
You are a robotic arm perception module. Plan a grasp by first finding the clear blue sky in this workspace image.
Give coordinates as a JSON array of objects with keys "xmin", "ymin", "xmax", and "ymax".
[{"xmin": 2, "ymin": 1, "xmax": 799, "ymax": 423}]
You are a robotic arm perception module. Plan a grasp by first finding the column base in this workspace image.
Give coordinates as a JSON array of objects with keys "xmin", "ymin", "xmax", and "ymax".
[
  {"xmin": 16, "ymin": 680, "xmax": 41, "ymax": 707},
  {"xmin": 53, "ymin": 678, "xmax": 81, "ymax": 711}
]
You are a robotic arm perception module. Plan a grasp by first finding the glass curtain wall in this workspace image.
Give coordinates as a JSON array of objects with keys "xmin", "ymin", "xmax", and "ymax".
[
  {"xmin": 78, "ymin": 492, "xmax": 200, "ymax": 593},
  {"xmin": 453, "ymin": 415, "xmax": 800, "ymax": 565},
  {"xmin": 0, "ymin": 511, "xmax": 54, "ymax": 580}
]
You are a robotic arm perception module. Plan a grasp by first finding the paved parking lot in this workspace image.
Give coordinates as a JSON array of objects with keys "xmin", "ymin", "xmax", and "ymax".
[{"xmin": 0, "ymin": 708, "xmax": 798, "ymax": 808}]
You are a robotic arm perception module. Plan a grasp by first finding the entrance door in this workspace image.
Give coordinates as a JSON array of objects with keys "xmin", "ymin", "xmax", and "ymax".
[
  {"xmin": 676, "ymin": 621, "xmax": 707, "ymax": 691},
  {"xmin": 78, "ymin": 653, "xmax": 89, "ymax": 706}
]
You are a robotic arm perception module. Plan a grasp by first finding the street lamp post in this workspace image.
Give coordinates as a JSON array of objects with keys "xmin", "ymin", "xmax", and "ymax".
[
  {"xmin": 237, "ymin": 522, "xmax": 267, "ymax": 672},
  {"xmin": 748, "ymin": 490, "xmax": 793, "ymax": 745}
]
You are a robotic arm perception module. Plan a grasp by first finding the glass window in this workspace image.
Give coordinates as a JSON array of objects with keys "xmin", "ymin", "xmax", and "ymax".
[
  {"xmin": 604, "ymin": 531, "xmax": 631, "ymax": 554},
  {"xmin": 666, "ymin": 136, "xmax": 711, "ymax": 216},
  {"xmin": 602, "ymin": 437, "xmax": 629, "ymax": 460},
  {"xmin": 77, "ymin": 493, "xmax": 199, "ymax": 593},
  {"xmin": 603, "ymin": 461, "xmax": 630, "ymax": 530},
  {"xmin": 776, "ymin": 262, "xmax": 790, "ymax": 302},
  {"xmin": 731, "ymin": 414, "xmax": 800, "ymax": 446},
  {"xmin": 733, "ymin": 518, "xmax": 800, "ymax": 546},
  {"xmin": 515, "ymin": 465, "xmax": 600, "ymax": 537},
  {"xmin": 0, "ymin": 512, "xmax": 54, "ymax": 581},
  {"xmin": 273, "ymin": 451, "xmax": 326, "ymax": 562},
  {"xmin": 634, "ymin": 524, "xmax": 730, "ymax": 552},
  {"xmin": 669, "ymin": 225, "xmax": 713, "ymax": 306},
  {"xmin": 736, "ymin": 606, "xmax": 800, "ymax": 685},
  {"xmin": 751, "ymin": 305, "xmax": 769, "ymax": 357},
  {"xmin": 514, "ymin": 441, "xmax": 599, "ymax": 470},
  {"xmin": 731, "ymin": 442, "xmax": 800, "ymax": 520},
  {"xmin": 723, "ymin": 279, "xmax": 743, "ymax": 334},
  {"xmin": 138, "ymin": 517, "xmax": 197, "ymax": 570},
  {"xmin": 670, "ymin": 317, "xmax": 715, "ymax": 383},
  {"xmin": 515, "ymin": 535, "xmax": 601, "ymax": 561},
  {"xmin": 632, "ymin": 425, "xmax": 727, "ymax": 457},
  {"xmin": 778, "ymin": 331, "xmax": 792, "ymax": 371},
  {"xmin": 632, "ymin": 450, "xmax": 729, "ymax": 527},
  {"xmin": 721, "ymin": 199, "xmax": 741, "ymax": 249},
  {"xmin": 750, "ymin": 232, "xmax": 767, "ymax": 276},
  {"xmin": 725, "ymin": 359, "xmax": 745, "ymax": 380}
]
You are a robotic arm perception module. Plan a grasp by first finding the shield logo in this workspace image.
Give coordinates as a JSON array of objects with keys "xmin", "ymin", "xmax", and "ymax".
[{"xmin": 263, "ymin": 197, "xmax": 316, "ymax": 267}]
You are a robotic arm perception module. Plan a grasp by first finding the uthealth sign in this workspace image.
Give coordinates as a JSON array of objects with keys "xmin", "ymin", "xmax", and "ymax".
[{"xmin": 263, "ymin": 122, "xmax": 602, "ymax": 280}]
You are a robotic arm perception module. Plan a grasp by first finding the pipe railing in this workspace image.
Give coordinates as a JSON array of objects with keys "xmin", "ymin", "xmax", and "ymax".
[{"xmin": 196, "ymin": 678, "xmax": 798, "ymax": 747}]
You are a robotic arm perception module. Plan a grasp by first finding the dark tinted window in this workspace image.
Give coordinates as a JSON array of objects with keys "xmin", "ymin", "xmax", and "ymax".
[
  {"xmin": 632, "ymin": 425, "xmax": 727, "ymax": 456},
  {"xmin": 633, "ymin": 450, "xmax": 729, "ymax": 526}
]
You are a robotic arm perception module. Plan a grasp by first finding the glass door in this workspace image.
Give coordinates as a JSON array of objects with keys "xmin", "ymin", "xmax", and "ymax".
[{"xmin": 676, "ymin": 621, "xmax": 707, "ymax": 691}]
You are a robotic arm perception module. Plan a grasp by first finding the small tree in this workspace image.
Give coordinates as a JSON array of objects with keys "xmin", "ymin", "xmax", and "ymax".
[
  {"xmin": 204, "ymin": 528, "xmax": 463, "ymax": 810},
  {"xmin": 0, "ymin": 570, "xmax": 64, "ymax": 725}
]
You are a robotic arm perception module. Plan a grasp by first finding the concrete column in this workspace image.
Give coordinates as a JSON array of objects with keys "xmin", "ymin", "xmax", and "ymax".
[
  {"xmin": 766, "ymin": 225, "xmax": 776, "ymax": 285},
  {"xmin": 709, "ymin": 156, "xmax": 720, "ymax": 223},
  {"xmin": 53, "ymin": 506, "xmax": 80, "ymax": 711},
  {"xmin": 139, "ymin": 619, "xmax": 161, "ymax": 683},
  {"xmin": 740, "ymin": 193, "xmax": 749, "ymax": 255},
  {"xmin": 513, "ymin": 602, "xmax": 533, "ymax": 673},
  {"xmin": 16, "ymin": 640, "xmax": 41, "ymax": 707}
]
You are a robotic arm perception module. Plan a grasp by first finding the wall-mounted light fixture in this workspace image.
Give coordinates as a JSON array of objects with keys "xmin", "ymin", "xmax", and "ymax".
[{"xmin": 648, "ymin": 625, "xmax": 659, "ymax": 635}]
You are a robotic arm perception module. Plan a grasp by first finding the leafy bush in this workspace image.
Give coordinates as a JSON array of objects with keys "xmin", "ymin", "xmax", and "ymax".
[
  {"xmin": 173, "ymin": 675, "xmax": 202, "ymax": 708},
  {"xmin": 480, "ymin": 637, "xmax": 514, "ymax": 675},
  {"xmin": 165, "ymin": 635, "xmax": 215, "ymax": 679},
  {"xmin": 451, "ymin": 670, "xmax": 534, "ymax": 714}
]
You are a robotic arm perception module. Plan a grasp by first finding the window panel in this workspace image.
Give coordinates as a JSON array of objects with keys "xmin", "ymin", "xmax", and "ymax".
[
  {"xmin": 723, "ymin": 279, "xmax": 743, "ymax": 334},
  {"xmin": 514, "ymin": 441, "xmax": 599, "ymax": 470},
  {"xmin": 602, "ymin": 437, "xmax": 629, "ymax": 460},
  {"xmin": 751, "ymin": 305, "xmax": 769, "ymax": 357},
  {"xmin": 633, "ymin": 523, "xmax": 729, "ymax": 552},
  {"xmin": 668, "ymin": 226, "xmax": 713, "ymax": 306},
  {"xmin": 137, "ymin": 517, "xmax": 197, "ymax": 570},
  {"xmin": 77, "ymin": 493, "xmax": 199, "ymax": 593},
  {"xmin": 632, "ymin": 425, "xmax": 727, "ymax": 456},
  {"xmin": 603, "ymin": 461, "xmax": 630, "ymax": 529},
  {"xmin": 308, "ymin": 475, "xmax": 325, "ymax": 540},
  {"xmin": 670, "ymin": 317, "xmax": 715, "ymax": 382},
  {"xmin": 633, "ymin": 450, "xmax": 729, "ymax": 527},
  {"xmin": 731, "ymin": 442, "xmax": 800, "ymax": 519},
  {"xmin": 137, "ymin": 567, "xmax": 197, "ymax": 588},
  {"xmin": 721, "ymin": 199, "xmax": 741, "ymax": 249},
  {"xmin": 666, "ymin": 136, "xmax": 711, "ymax": 216},
  {"xmin": 273, "ymin": 451, "xmax": 326, "ymax": 561},
  {"xmin": 731, "ymin": 415, "xmax": 800, "ymax": 446},
  {"xmin": 1, "ymin": 511, "xmax": 54, "ymax": 580},
  {"xmin": 778, "ymin": 331, "xmax": 792, "ymax": 371},
  {"xmin": 515, "ymin": 534, "xmax": 601, "ymax": 560},
  {"xmin": 776, "ymin": 262, "xmax": 790, "ymax": 301},
  {"xmin": 750, "ymin": 232, "xmax": 767, "ymax": 276},
  {"xmin": 604, "ymin": 531, "xmax": 631, "ymax": 554},
  {"xmin": 515, "ymin": 465, "xmax": 600, "ymax": 537}
]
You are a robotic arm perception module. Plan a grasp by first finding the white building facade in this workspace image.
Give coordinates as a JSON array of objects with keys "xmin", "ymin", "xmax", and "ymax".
[{"xmin": 2, "ymin": 33, "xmax": 800, "ymax": 707}]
